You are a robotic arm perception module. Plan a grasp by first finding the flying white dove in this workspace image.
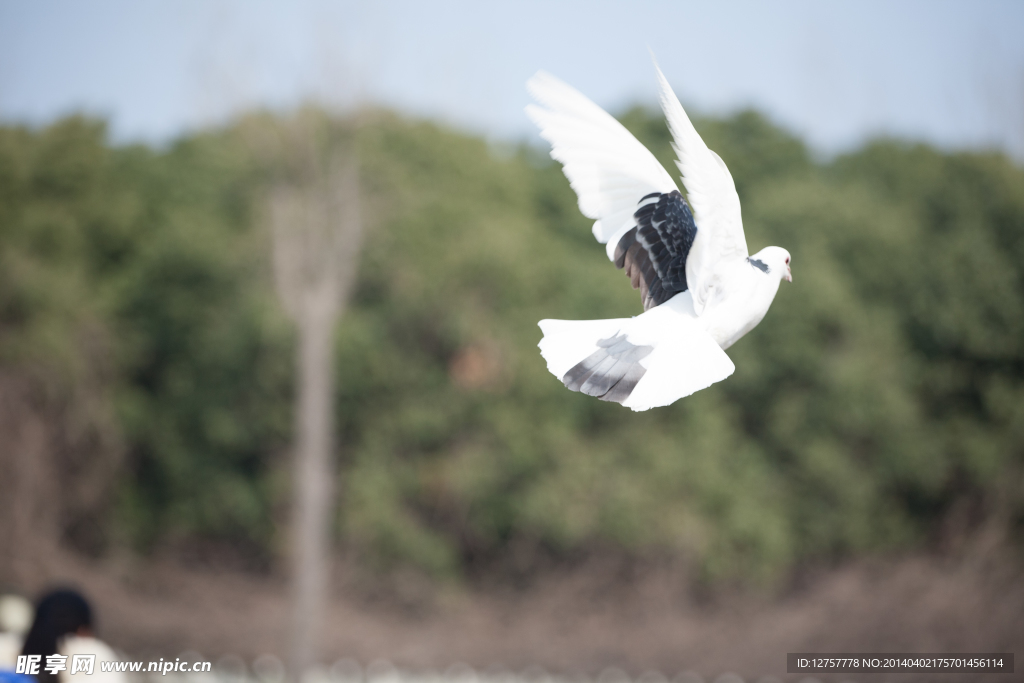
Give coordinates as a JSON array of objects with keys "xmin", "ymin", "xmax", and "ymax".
[{"xmin": 528, "ymin": 63, "xmax": 792, "ymax": 411}]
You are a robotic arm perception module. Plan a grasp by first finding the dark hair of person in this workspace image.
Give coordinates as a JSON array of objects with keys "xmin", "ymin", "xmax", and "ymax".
[{"xmin": 20, "ymin": 589, "xmax": 93, "ymax": 683}]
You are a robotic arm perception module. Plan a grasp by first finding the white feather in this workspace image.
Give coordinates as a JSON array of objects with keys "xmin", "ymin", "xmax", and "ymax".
[
  {"xmin": 651, "ymin": 61, "xmax": 748, "ymax": 316},
  {"xmin": 526, "ymin": 71, "xmax": 677, "ymax": 259},
  {"xmin": 537, "ymin": 317, "xmax": 632, "ymax": 379},
  {"xmin": 538, "ymin": 294, "xmax": 736, "ymax": 412}
]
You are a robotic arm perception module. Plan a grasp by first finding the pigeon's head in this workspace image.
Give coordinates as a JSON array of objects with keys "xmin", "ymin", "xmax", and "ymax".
[{"xmin": 756, "ymin": 246, "xmax": 792, "ymax": 283}]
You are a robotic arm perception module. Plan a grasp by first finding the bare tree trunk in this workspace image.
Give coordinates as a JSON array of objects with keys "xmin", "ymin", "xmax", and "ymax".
[
  {"xmin": 0, "ymin": 373, "xmax": 57, "ymax": 587},
  {"xmin": 290, "ymin": 298, "xmax": 335, "ymax": 678},
  {"xmin": 0, "ymin": 363, "xmax": 120, "ymax": 590},
  {"xmin": 270, "ymin": 135, "xmax": 362, "ymax": 682}
]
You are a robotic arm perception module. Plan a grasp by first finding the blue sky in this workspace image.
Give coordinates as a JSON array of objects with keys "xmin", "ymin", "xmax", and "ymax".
[{"xmin": 2, "ymin": 0, "xmax": 1023, "ymax": 158}]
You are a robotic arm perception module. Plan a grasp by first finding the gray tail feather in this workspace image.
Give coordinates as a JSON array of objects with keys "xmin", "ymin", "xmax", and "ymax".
[{"xmin": 561, "ymin": 333, "xmax": 653, "ymax": 404}]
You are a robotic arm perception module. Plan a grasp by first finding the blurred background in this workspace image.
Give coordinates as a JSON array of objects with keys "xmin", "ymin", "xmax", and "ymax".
[{"xmin": 1, "ymin": 2, "xmax": 1023, "ymax": 683}]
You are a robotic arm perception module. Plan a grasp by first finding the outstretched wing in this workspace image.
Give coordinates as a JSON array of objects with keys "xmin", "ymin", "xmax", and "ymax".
[
  {"xmin": 526, "ymin": 71, "xmax": 678, "ymax": 261},
  {"xmin": 613, "ymin": 190, "xmax": 697, "ymax": 311},
  {"xmin": 653, "ymin": 62, "xmax": 747, "ymax": 315}
]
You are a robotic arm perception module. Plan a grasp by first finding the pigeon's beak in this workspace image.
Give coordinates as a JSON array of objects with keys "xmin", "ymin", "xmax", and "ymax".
[{"xmin": 784, "ymin": 267, "xmax": 792, "ymax": 283}]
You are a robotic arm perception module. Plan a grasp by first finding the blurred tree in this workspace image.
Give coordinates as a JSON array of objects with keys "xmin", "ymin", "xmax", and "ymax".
[
  {"xmin": 107, "ymin": 130, "xmax": 293, "ymax": 559},
  {"xmin": 257, "ymin": 110, "xmax": 362, "ymax": 679},
  {"xmin": 0, "ymin": 118, "xmax": 122, "ymax": 587}
]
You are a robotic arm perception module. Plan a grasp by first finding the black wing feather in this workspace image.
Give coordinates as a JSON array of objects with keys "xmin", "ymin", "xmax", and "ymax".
[{"xmin": 612, "ymin": 190, "xmax": 697, "ymax": 311}]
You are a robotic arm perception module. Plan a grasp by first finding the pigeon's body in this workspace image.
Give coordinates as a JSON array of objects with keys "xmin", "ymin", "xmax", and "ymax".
[
  {"xmin": 701, "ymin": 248, "xmax": 790, "ymax": 349},
  {"xmin": 528, "ymin": 62, "xmax": 792, "ymax": 411}
]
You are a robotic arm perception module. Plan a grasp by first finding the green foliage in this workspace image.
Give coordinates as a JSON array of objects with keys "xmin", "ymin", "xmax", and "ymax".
[
  {"xmin": 0, "ymin": 119, "xmax": 293, "ymax": 554},
  {"xmin": 0, "ymin": 117, "xmax": 110, "ymax": 372},
  {"xmin": 1, "ymin": 104, "xmax": 1021, "ymax": 582},
  {"xmin": 106, "ymin": 133, "xmax": 294, "ymax": 552}
]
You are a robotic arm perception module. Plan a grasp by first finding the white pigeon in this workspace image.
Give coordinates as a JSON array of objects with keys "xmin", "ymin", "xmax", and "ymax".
[{"xmin": 527, "ymin": 63, "xmax": 792, "ymax": 411}]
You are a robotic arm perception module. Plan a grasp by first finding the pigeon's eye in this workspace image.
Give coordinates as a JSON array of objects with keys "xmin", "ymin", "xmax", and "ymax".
[{"xmin": 785, "ymin": 257, "xmax": 790, "ymax": 264}]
